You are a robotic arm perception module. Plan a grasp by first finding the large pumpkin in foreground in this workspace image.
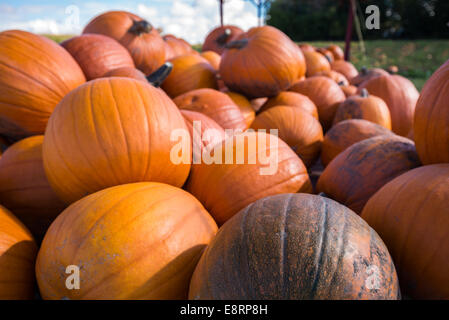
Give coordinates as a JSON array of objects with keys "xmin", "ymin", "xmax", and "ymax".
[
  {"xmin": 36, "ymin": 182, "xmax": 217, "ymax": 300},
  {"xmin": 185, "ymin": 131, "xmax": 312, "ymax": 225},
  {"xmin": 0, "ymin": 205, "xmax": 37, "ymax": 299},
  {"xmin": 189, "ymin": 193, "xmax": 400, "ymax": 300},
  {"xmin": 0, "ymin": 30, "xmax": 86, "ymax": 141},
  {"xmin": 317, "ymin": 135, "xmax": 421, "ymax": 214},
  {"xmin": 43, "ymin": 77, "xmax": 191, "ymax": 204},
  {"xmin": 220, "ymin": 26, "xmax": 306, "ymax": 99},
  {"xmin": 414, "ymin": 59, "xmax": 449, "ymax": 164}
]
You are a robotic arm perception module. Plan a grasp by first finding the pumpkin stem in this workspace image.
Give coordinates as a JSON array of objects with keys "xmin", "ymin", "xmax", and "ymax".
[
  {"xmin": 317, "ymin": 192, "xmax": 329, "ymax": 198},
  {"xmin": 361, "ymin": 66, "xmax": 368, "ymax": 75},
  {"xmin": 225, "ymin": 39, "xmax": 248, "ymax": 50},
  {"xmin": 360, "ymin": 88, "xmax": 369, "ymax": 98},
  {"xmin": 338, "ymin": 81, "xmax": 345, "ymax": 86},
  {"xmin": 129, "ymin": 20, "xmax": 153, "ymax": 35},
  {"xmin": 146, "ymin": 62, "xmax": 173, "ymax": 87},
  {"xmin": 216, "ymin": 28, "xmax": 232, "ymax": 45}
]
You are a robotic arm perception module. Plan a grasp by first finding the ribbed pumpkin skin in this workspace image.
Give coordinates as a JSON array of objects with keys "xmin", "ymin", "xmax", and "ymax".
[
  {"xmin": 251, "ymin": 106, "xmax": 323, "ymax": 167},
  {"xmin": 303, "ymin": 51, "xmax": 331, "ymax": 77},
  {"xmin": 333, "ymin": 92, "xmax": 392, "ymax": 129},
  {"xmin": 327, "ymin": 45, "xmax": 344, "ymax": 60},
  {"xmin": 83, "ymin": 11, "xmax": 166, "ymax": 75},
  {"xmin": 317, "ymin": 135, "xmax": 421, "ymax": 214},
  {"xmin": 164, "ymin": 35, "xmax": 195, "ymax": 60},
  {"xmin": 0, "ymin": 30, "xmax": 86, "ymax": 141},
  {"xmin": 189, "ymin": 193, "xmax": 400, "ymax": 300},
  {"xmin": 0, "ymin": 205, "xmax": 37, "ymax": 299},
  {"xmin": 61, "ymin": 34, "xmax": 135, "ymax": 80},
  {"xmin": 174, "ymin": 88, "xmax": 247, "ymax": 131},
  {"xmin": 36, "ymin": 182, "xmax": 217, "ymax": 300},
  {"xmin": 202, "ymin": 25, "xmax": 244, "ymax": 55},
  {"xmin": 259, "ymin": 91, "xmax": 318, "ymax": 119},
  {"xmin": 321, "ymin": 119, "xmax": 394, "ymax": 167},
  {"xmin": 43, "ymin": 77, "xmax": 191, "ymax": 204},
  {"xmin": 359, "ymin": 75, "xmax": 419, "ymax": 137},
  {"xmin": 414, "ymin": 59, "xmax": 449, "ymax": 164},
  {"xmin": 350, "ymin": 68, "xmax": 389, "ymax": 86},
  {"xmin": 162, "ymin": 54, "xmax": 218, "ymax": 98},
  {"xmin": 331, "ymin": 60, "xmax": 358, "ymax": 81},
  {"xmin": 314, "ymin": 70, "xmax": 348, "ymax": 86},
  {"xmin": 224, "ymin": 92, "xmax": 255, "ymax": 128},
  {"xmin": 200, "ymin": 51, "xmax": 221, "ymax": 70},
  {"xmin": 220, "ymin": 26, "xmax": 306, "ymax": 99},
  {"xmin": 289, "ymin": 76, "xmax": 345, "ymax": 130},
  {"xmin": 0, "ymin": 136, "xmax": 65, "ymax": 241},
  {"xmin": 185, "ymin": 132, "xmax": 312, "ymax": 225},
  {"xmin": 362, "ymin": 165, "xmax": 449, "ymax": 299},
  {"xmin": 103, "ymin": 67, "xmax": 147, "ymax": 81}
]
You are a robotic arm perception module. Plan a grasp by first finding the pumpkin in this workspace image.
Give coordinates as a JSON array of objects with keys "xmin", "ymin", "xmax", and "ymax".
[
  {"xmin": 61, "ymin": 34, "xmax": 135, "ymax": 80},
  {"xmin": 317, "ymin": 135, "xmax": 421, "ymax": 214},
  {"xmin": 313, "ymin": 70, "xmax": 349, "ymax": 86},
  {"xmin": 0, "ymin": 135, "xmax": 66, "ymax": 241},
  {"xmin": 0, "ymin": 204, "xmax": 37, "ymax": 299},
  {"xmin": 327, "ymin": 44, "xmax": 344, "ymax": 60},
  {"xmin": 315, "ymin": 48, "xmax": 334, "ymax": 63},
  {"xmin": 83, "ymin": 11, "xmax": 166, "ymax": 75},
  {"xmin": 173, "ymin": 88, "xmax": 247, "ymax": 131},
  {"xmin": 189, "ymin": 193, "xmax": 400, "ymax": 300},
  {"xmin": 250, "ymin": 97, "xmax": 268, "ymax": 113},
  {"xmin": 0, "ymin": 30, "xmax": 85, "ymax": 141},
  {"xmin": 200, "ymin": 51, "xmax": 221, "ymax": 70},
  {"xmin": 414, "ymin": 59, "xmax": 449, "ymax": 164},
  {"xmin": 321, "ymin": 119, "xmax": 394, "ymax": 167},
  {"xmin": 43, "ymin": 77, "xmax": 191, "ymax": 204},
  {"xmin": 303, "ymin": 50, "xmax": 331, "ymax": 77},
  {"xmin": 164, "ymin": 35, "xmax": 195, "ymax": 60},
  {"xmin": 259, "ymin": 91, "xmax": 318, "ymax": 119},
  {"xmin": 331, "ymin": 60, "xmax": 358, "ymax": 81},
  {"xmin": 340, "ymin": 84, "xmax": 358, "ymax": 97},
  {"xmin": 202, "ymin": 25, "xmax": 244, "ymax": 55},
  {"xmin": 359, "ymin": 74, "xmax": 419, "ymax": 136},
  {"xmin": 251, "ymin": 106, "xmax": 323, "ymax": 167},
  {"xmin": 289, "ymin": 76, "xmax": 345, "ymax": 130},
  {"xmin": 161, "ymin": 54, "xmax": 217, "ymax": 98},
  {"xmin": 104, "ymin": 63, "xmax": 173, "ymax": 88},
  {"xmin": 298, "ymin": 43, "xmax": 315, "ymax": 53},
  {"xmin": 103, "ymin": 66, "xmax": 147, "ymax": 81},
  {"xmin": 224, "ymin": 92, "xmax": 255, "ymax": 128},
  {"xmin": 362, "ymin": 164, "xmax": 449, "ymax": 299},
  {"xmin": 220, "ymin": 26, "xmax": 306, "ymax": 99},
  {"xmin": 185, "ymin": 131, "xmax": 312, "ymax": 225},
  {"xmin": 333, "ymin": 88, "xmax": 392, "ymax": 129},
  {"xmin": 350, "ymin": 67, "xmax": 389, "ymax": 86},
  {"xmin": 36, "ymin": 182, "xmax": 217, "ymax": 299}
]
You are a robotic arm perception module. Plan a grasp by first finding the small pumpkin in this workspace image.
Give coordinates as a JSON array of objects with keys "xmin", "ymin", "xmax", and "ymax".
[
  {"xmin": 259, "ymin": 91, "xmax": 318, "ymax": 119},
  {"xmin": 350, "ymin": 67, "xmax": 389, "ymax": 86},
  {"xmin": 161, "ymin": 54, "xmax": 217, "ymax": 98},
  {"xmin": 189, "ymin": 193, "xmax": 400, "ymax": 300},
  {"xmin": 315, "ymin": 47, "xmax": 334, "ymax": 63},
  {"xmin": 333, "ymin": 88, "xmax": 392, "ymax": 129},
  {"xmin": 200, "ymin": 51, "xmax": 221, "ymax": 70},
  {"xmin": 202, "ymin": 25, "xmax": 244, "ymax": 55},
  {"xmin": 326, "ymin": 44, "xmax": 344, "ymax": 60},
  {"xmin": 331, "ymin": 60, "xmax": 358, "ymax": 81},
  {"xmin": 36, "ymin": 182, "xmax": 217, "ymax": 299},
  {"xmin": 317, "ymin": 135, "xmax": 421, "ymax": 214},
  {"xmin": 303, "ymin": 50, "xmax": 331, "ymax": 77},
  {"xmin": 0, "ymin": 30, "xmax": 85, "ymax": 141},
  {"xmin": 298, "ymin": 43, "xmax": 315, "ymax": 53},
  {"xmin": 43, "ymin": 77, "xmax": 191, "ymax": 204},
  {"xmin": 185, "ymin": 131, "xmax": 312, "ymax": 225},
  {"xmin": 362, "ymin": 164, "xmax": 449, "ymax": 299},
  {"xmin": 321, "ymin": 119, "xmax": 394, "ymax": 167},
  {"xmin": 83, "ymin": 11, "xmax": 166, "ymax": 75},
  {"xmin": 0, "ymin": 205, "xmax": 37, "ymax": 299},
  {"xmin": 224, "ymin": 92, "xmax": 255, "ymax": 129},
  {"xmin": 251, "ymin": 106, "xmax": 323, "ymax": 167},
  {"xmin": 313, "ymin": 70, "xmax": 349, "ymax": 86},
  {"xmin": 220, "ymin": 26, "xmax": 306, "ymax": 99},
  {"xmin": 340, "ymin": 84, "xmax": 358, "ymax": 97},
  {"xmin": 173, "ymin": 88, "xmax": 247, "ymax": 131},
  {"xmin": 61, "ymin": 34, "xmax": 135, "ymax": 80}
]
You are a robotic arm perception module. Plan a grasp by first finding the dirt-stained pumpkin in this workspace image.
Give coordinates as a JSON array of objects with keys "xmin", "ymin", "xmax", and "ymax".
[
  {"xmin": 202, "ymin": 25, "xmax": 244, "ymax": 55},
  {"xmin": 259, "ymin": 91, "xmax": 318, "ymax": 119}
]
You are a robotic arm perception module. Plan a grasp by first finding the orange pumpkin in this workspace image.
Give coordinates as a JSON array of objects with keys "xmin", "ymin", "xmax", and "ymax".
[
  {"xmin": 161, "ymin": 54, "xmax": 217, "ymax": 98},
  {"xmin": 362, "ymin": 164, "xmax": 449, "ymax": 299},
  {"xmin": 340, "ymin": 84, "xmax": 358, "ymax": 97},
  {"xmin": 298, "ymin": 43, "xmax": 315, "ymax": 53},
  {"xmin": 174, "ymin": 88, "xmax": 246, "ymax": 131},
  {"xmin": 251, "ymin": 106, "xmax": 323, "ymax": 167},
  {"xmin": 333, "ymin": 88, "xmax": 392, "ymax": 129},
  {"xmin": 331, "ymin": 60, "xmax": 358, "ymax": 81},
  {"xmin": 350, "ymin": 67, "xmax": 389, "ymax": 86},
  {"xmin": 185, "ymin": 131, "xmax": 312, "ymax": 225},
  {"xmin": 220, "ymin": 26, "xmax": 306, "ymax": 98},
  {"xmin": 0, "ymin": 136, "xmax": 66, "ymax": 241},
  {"xmin": 43, "ymin": 77, "xmax": 191, "ymax": 204},
  {"xmin": 163, "ymin": 34, "xmax": 195, "ymax": 60},
  {"xmin": 259, "ymin": 91, "xmax": 318, "ymax": 119},
  {"xmin": 250, "ymin": 97, "xmax": 268, "ymax": 113},
  {"xmin": 224, "ymin": 92, "xmax": 255, "ymax": 128},
  {"xmin": 317, "ymin": 135, "xmax": 421, "ymax": 214},
  {"xmin": 327, "ymin": 44, "xmax": 344, "ymax": 60},
  {"xmin": 202, "ymin": 25, "xmax": 244, "ymax": 55},
  {"xmin": 61, "ymin": 34, "xmax": 135, "ymax": 80},
  {"xmin": 0, "ymin": 205, "xmax": 37, "ymax": 299},
  {"xmin": 0, "ymin": 30, "xmax": 85, "ymax": 141},
  {"xmin": 359, "ymin": 74, "xmax": 419, "ymax": 136},
  {"xmin": 313, "ymin": 70, "xmax": 349, "ymax": 86},
  {"xmin": 289, "ymin": 76, "xmax": 345, "ymax": 130},
  {"xmin": 36, "ymin": 182, "xmax": 217, "ymax": 299},
  {"xmin": 303, "ymin": 50, "xmax": 331, "ymax": 77},
  {"xmin": 103, "ymin": 66, "xmax": 147, "ymax": 81},
  {"xmin": 315, "ymin": 48, "xmax": 334, "ymax": 63},
  {"xmin": 83, "ymin": 11, "xmax": 166, "ymax": 75},
  {"xmin": 200, "ymin": 51, "xmax": 221, "ymax": 70},
  {"xmin": 414, "ymin": 59, "xmax": 449, "ymax": 164},
  {"xmin": 321, "ymin": 119, "xmax": 394, "ymax": 167}
]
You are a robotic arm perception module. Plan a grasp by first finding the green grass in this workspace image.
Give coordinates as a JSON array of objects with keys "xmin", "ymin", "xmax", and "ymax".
[{"xmin": 42, "ymin": 34, "xmax": 74, "ymax": 43}]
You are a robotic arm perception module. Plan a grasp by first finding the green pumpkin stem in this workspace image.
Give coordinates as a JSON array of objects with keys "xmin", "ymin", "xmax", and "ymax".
[
  {"xmin": 129, "ymin": 20, "xmax": 153, "ymax": 35},
  {"xmin": 146, "ymin": 62, "xmax": 173, "ymax": 87}
]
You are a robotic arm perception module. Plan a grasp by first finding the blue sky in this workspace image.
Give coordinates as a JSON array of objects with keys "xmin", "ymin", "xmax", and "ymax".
[{"xmin": 0, "ymin": 0, "xmax": 259, "ymax": 43}]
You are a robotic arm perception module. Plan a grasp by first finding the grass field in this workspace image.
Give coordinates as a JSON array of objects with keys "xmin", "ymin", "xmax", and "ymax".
[{"xmin": 45, "ymin": 35, "xmax": 448, "ymax": 91}]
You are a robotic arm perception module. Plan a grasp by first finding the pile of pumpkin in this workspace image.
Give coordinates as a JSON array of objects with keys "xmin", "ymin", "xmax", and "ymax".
[{"xmin": 0, "ymin": 10, "xmax": 447, "ymax": 300}]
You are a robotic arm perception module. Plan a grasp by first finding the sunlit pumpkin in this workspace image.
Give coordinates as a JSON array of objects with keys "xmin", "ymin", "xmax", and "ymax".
[
  {"xmin": 350, "ymin": 67, "xmax": 389, "ymax": 86},
  {"xmin": 200, "ymin": 51, "xmax": 221, "ymax": 70},
  {"xmin": 202, "ymin": 25, "xmax": 244, "ymax": 55},
  {"xmin": 340, "ymin": 84, "xmax": 358, "ymax": 97},
  {"xmin": 331, "ymin": 60, "xmax": 358, "ymax": 81},
  {"xmin": 163, "ymin": 34, "xmax": 195, "ymax": 60},
  {"xmin": 259, "ymin": 91, "xmax": 318, "ymax": 119},
  {"xmin": 327, "ymin": 44, "xmax": 344, "ymax": 60},
  {"xmin": 103, "ymin": 66, "xmax": 147, "ymax": 81},
  {"xmin": 224, "ymin": 91, "xmax": 255, "ymax": 128},
  {"xmin": 315, "ymin": 48, "xmax": 334, "ymax": 63},
  {"xmin": 303, "ymin": 50, "xmax": 331, "ymax": 77},
  {"xmin": 313, "ymin": 70, "xmax": 349, "ymax": 86}
]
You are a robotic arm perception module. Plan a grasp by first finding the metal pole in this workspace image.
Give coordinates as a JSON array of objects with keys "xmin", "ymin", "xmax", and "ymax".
[
  {"xmin": 344, "ymin": 0, "xmax": 355, "ymax": 61},
  {"xmin": 219, "ymin": 0, "xmax": 224, "ymax": 26}
]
